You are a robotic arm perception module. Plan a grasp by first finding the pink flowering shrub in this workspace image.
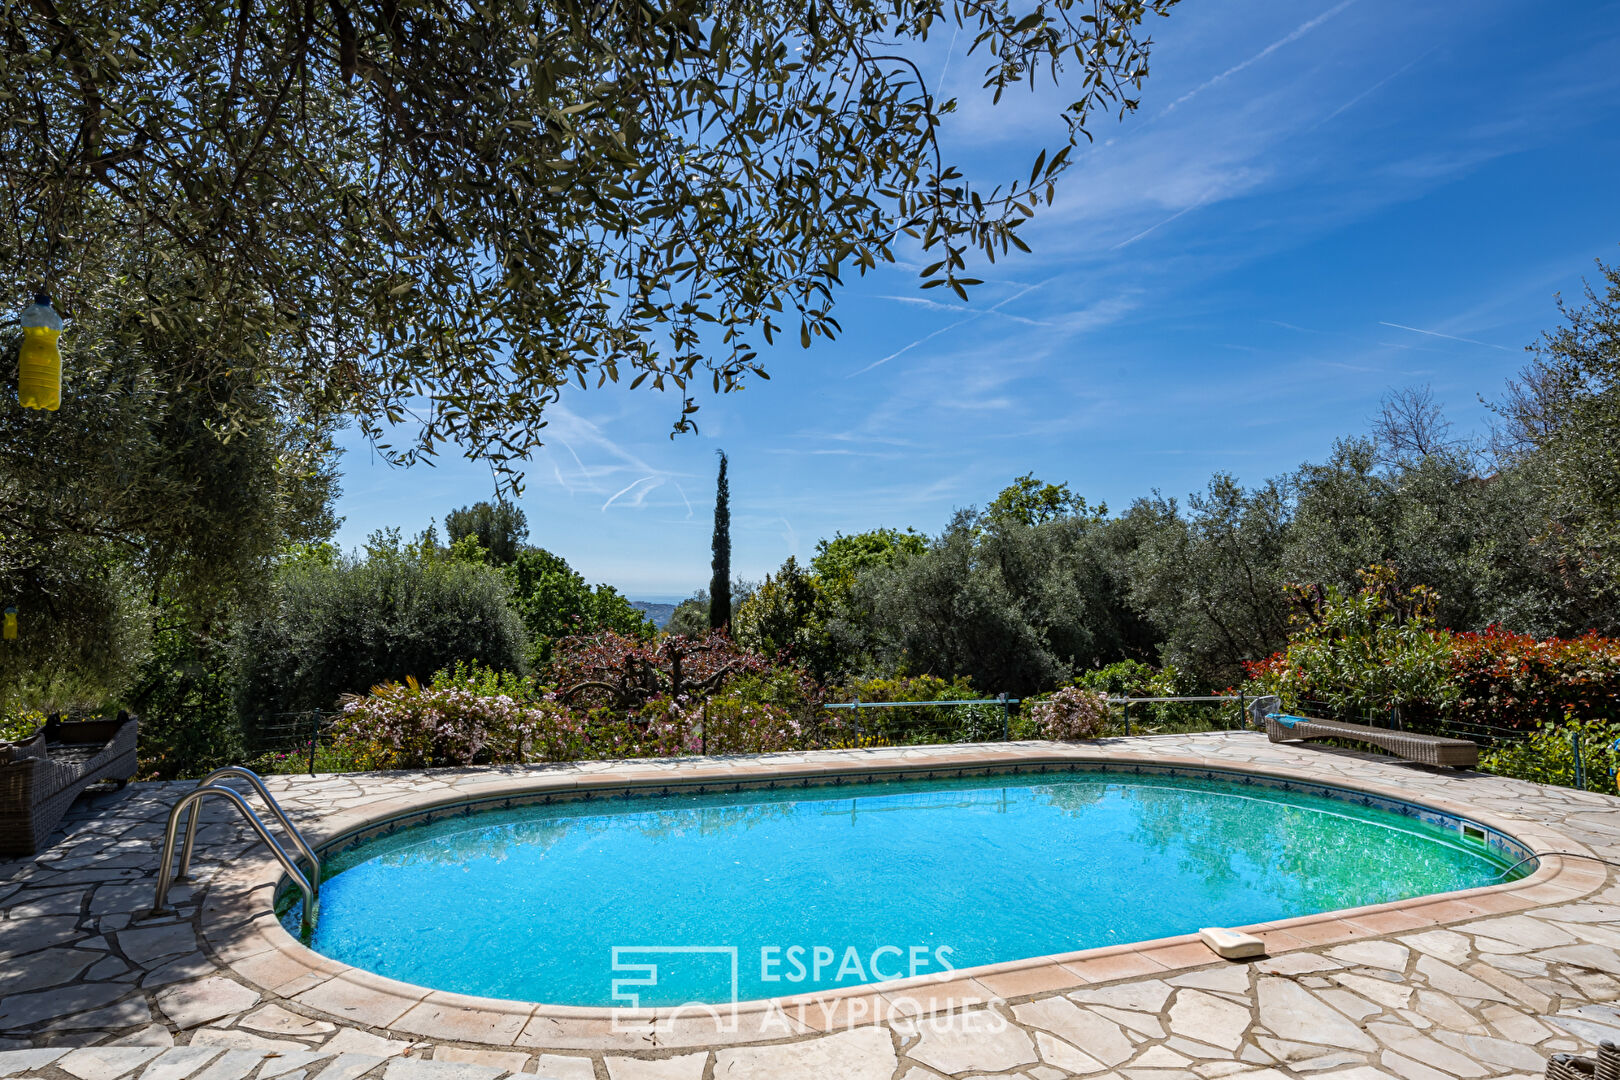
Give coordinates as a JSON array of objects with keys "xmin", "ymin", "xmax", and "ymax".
[
  {"xmin": 334, "ymin": 671, "xmax": 582, "ymax": 769},
  {"xmin": 630, "ymin": 694, "xmax": 805, "ymax": 756},
  {"xmin": 1026, "ymin": 686, "xmax": 1109, "ymax": 740}
]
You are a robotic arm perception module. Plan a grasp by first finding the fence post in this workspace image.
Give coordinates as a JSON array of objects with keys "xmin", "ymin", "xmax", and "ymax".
[
  {"xmin": 854, "ymin": 697, "xmax": 862, "ymax": 740},
  {"xmin": 1123, "ymin": 700, "xmax": 1131, "ymax": 737},
  {"xmin": 998, "ymin": 693, "xmax": 1009, "ymax": 742},
  {"xmin": 307, "ymin": 712, "xmax": 319, "ymax": 776},
  {"xmin": 1238, "ymin": 689, "xmax": 1246, "ymax": 730},
  {"xmin": 1572, "ymin": 730, "xmax": 1586, "ymax": 791}
]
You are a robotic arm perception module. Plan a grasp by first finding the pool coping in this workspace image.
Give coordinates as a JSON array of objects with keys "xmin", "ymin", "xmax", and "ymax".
[{"xmin": 193, "ymin": 743, "xmax": 1606, "ymax": 1050}]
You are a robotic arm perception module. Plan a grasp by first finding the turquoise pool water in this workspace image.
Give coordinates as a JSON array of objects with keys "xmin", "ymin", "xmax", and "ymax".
[{"xmin": 289, "ymin": 772, "xmax": 1520, "ymax": 1005}]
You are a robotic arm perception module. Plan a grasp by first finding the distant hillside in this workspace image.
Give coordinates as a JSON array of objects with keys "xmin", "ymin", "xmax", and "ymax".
[{"xmin": 631, "ymin": 601, "xmax": 677, "ymax": 629}]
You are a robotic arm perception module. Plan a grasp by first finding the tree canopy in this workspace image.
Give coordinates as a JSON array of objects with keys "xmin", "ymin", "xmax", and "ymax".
[
  {"xmin": 1, "ymin": 0, "xmax": 1179, "ymax": 482},
  {"xmin": 446, "ymin": 501, "xmax": 530, "ymax": 566}
]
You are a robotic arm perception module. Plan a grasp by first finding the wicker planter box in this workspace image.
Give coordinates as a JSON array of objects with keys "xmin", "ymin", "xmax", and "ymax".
[{"xmin": 0, "ymin": 713, "xmax": 139, "ymax": 856}]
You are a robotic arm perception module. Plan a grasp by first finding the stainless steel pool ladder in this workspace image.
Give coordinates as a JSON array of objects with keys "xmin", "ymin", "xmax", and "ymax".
[{"xmin": 152, "ymin": 766, "xmax": 320, "ymax": 932}]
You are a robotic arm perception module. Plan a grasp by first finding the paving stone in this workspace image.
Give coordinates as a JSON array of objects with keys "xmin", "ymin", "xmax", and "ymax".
[
  {"xmin": 1326, "ymin": 942, "xmax": 1410, "ymax": 971},
  {"xmin": 906, "ymin": 1011, "xmax": 1039, "ymax": 1074},
  {"xmin": 241, "ymin": 1004, "xmax": 337, "ymax": 1038},
  {"xmin": 188, "ymin": 1029, "xmax": 307, "ymax": 1053},
  {"xmin": 260, "ymin": 1053, "xmax": 334, "ymax": 1080},
  {"xmin": 1069, "ymin": 980, "xmax": 1174, "ymax": 1013},
  {"xmin": 1165, "ymin": 1036, "xmax": 1231, "ymax": 1059},
  {"xmin": 1481, "ymin": 1004, "xmax": 1555, "ymax": 1044},
  {"xmin": 1010, "ymin": 998, "xmax": 1133, "ymax": 1065},
  {"xmin": 1133, "ymin": 1046, "xmax": 1191, "ymax": 1067},
  {"xmin": 1252, "ymin": 954, "xmax": 1342, "ymax": 976},
  {"xmin": 1286, "ymin": 1052, "xmax": 1363, "ymax": 1072},
  {"xmin": 1311, "ymin": 1069, "xmax": 1397, "ymax": 1080},
  {"xmin": 602, "ymin": 1053, "xmax": 708, "ymax": 1080},
  {"xmin": 56, "ymin": 1047, "xmax": 166, "ymax": 1080},
  {"xmin": 108, "ymin": 1028, "xmax": 176, "ymax": 1048},
  {"xmin": 189, "ymin": 1051, "xmax": 268, "ymax": 1080},
  {"xmin": 155, "ymin": 977, "xmax": 261, "ymax": 1029},
  {"xmin": 1460, "ymin": 916, "xmax": 1578, "ymax": 950},
  {"xmin": 433, "ymin": 1050, "xmax": 528, "ymax": 1073},
  {"xmin": 1167, "ymin": 989, "xmax": 1249, "ymax": 1051},
  {"xmin": 383, "ymin": 1061, "xmax": 503, "ymax": 1080},
  {"xmin": 1539, "ymin": 944, "xmax": 1620, "ymax": 975},
  {"xmin": 0, "ymin": 946, "xmax": 98, "ymax": 995},
  {"xmin": 1032, "ymin": 1031, "xmax": 1104, "ymax": 1074},
  {"xmin": 1400, "ymin": 932, "xmax": 1472, "ymax": 966},
  {"xmin": 0, "ymin": 1048, "xmax": 68, "ymax": 1076},
  {"xmin": 117, "ymin": 924, "xmax": 199, "ymax": 966},
  {"xmin": 1412, "ymin": 990, "xmax": 1487, "ymax": 1034},
  {"xmin": 1379, "ymin": 1050, "xmax": 1455, "ymax": 1080},
  {"xmin": 1167, "ymin": 967, "xmax": 1251, "ymax": 994},
  {"xmin": 0, "ymin": 981, "xmax": 137, "ymax": 1031},
  {"xmin": 88, "ymin": 956, "xmax": 133, "ymax": 981},
  {"xmin": 1329, "ymin": 972, "xmax": 1412, "ymax": 1010},
  {"xmin": 1413, "ymin": 956, "xmax": 1513, "ymax": 1004},
  {"xmin": 0, "ymin": 915, "xmax": 83, "ymax": 958},
  {"xmin": 1092, "ymin": 1004, "xmax": 1166, "ymax": 1038},
  {"xmin": 1366, "ymin": 1023, "xmax": 1487, "ymax": 1077},
  {"xmin": 139, "ymin": 1047, "xmax": 223, "ymax": 1080},
  {"xmin": 1315, "ymin": 989, "xmax": 1380, "ymax": 1022},
  {"xmin": 713, "ymin": 1027, "xmax": 896, "ymax": 1080},
  {"xmin": 1430, "ymin": 1031, "xmax": 1548, "ymax": 1073},
  {"xmin": 530, "ymin": 1054, "xmax": 596, "ymax": 1080},
  {"xmin": 310, "ymin": 1055, "xmax": 387, "ymax": 1080},
  {"xmin": 1254, "ymin": 978, "xmax": 1374, "ymax": 1051},
  {"xmin": 141, "ymin": 953, "xmax": 218, "ymax": 990},
  {"xmin": 318, "ymin": 1030, "xmax": 415, "ymax": 1058}
]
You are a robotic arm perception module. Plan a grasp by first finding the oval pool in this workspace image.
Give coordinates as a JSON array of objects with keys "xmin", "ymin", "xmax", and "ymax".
[{"xmin": 289, "ymin": 771, "xmax": 1523, "ymax": 1005}]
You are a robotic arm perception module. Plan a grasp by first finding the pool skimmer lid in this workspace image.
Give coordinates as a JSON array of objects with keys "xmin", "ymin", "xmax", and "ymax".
[{"xmin": 1199, "ymin": 926, "xmax": 1267, "ymax": 960}]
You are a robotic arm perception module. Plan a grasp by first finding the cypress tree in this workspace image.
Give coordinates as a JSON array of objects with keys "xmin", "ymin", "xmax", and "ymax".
[{"xmin": 709, "ymin": 451, "xmax": 731, "ymax": 630}]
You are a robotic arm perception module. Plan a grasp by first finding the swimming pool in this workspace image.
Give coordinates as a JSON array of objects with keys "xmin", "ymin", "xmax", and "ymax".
[{"xmin": 288, "ymin": 770, "xmax": 1524, "ymax": 1006}]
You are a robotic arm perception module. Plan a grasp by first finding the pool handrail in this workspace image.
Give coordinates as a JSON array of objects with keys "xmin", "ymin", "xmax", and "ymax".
[
  {"xmin": 175, "ymin": 766, "xmax": 320, "ymax": 891},
  {"xmin": 152, "ymin": 782, "xmax": 318, "ymax": 933}
]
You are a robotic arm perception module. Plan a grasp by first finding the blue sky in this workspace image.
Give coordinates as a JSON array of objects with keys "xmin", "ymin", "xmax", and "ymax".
[{"xmin": 332, "ymin": 0, "xmax": 1620, "ymax": 601}]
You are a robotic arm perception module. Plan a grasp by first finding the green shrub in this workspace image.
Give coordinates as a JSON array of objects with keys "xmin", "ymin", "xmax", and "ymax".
[
  {"xmin": 128, "ymin": 631, "xmax": 246, "ymax": 779},
  {"xmin": 234, "ymin": 532, "xmax": 527, "ymax": 739},
  {"xmin": 504, "ymin": 548, "xmax": 653, "ymax": 668},
  {"xmin": 1480, "ymin": 719, "xmax": 1620, "ymax": 795},
  {"xmin": 826, "ymin": 673, "xmax": 978, "ymax": 743},
  {"xmin": 1072, "ymin": 660, "xmax": 1216, "ymax": 732}
]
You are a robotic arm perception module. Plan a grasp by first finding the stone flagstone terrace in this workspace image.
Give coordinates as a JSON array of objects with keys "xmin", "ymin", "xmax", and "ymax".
[{"xmin": 5, "ymin": 732, "xmax": 1620, "ymax": 1080}]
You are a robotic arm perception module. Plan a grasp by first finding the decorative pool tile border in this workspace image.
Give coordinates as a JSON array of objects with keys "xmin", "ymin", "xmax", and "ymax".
[{"xmin": 202, "ymin": 744, "xmax": 1604, "ymax": 1050}]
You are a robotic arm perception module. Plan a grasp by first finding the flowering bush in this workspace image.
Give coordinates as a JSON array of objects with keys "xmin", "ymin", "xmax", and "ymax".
[
  {"xmin": 1447, "ymin": 628, "xmax": 1620, "ymax": 734},
  {"xmin": 333, "ymin": 667, "xmax": 581, "ymax": 769},
  {"xmin": 550, "ymin": 630, "xmax": 769, "ymax": 710},
  {"xmin": 631, "ymin": 694, "xmax": 805, "ymax": 756},
  {"xmin": 1244, "ymin": 565, "xmax": 1620, "ymax": 737},
  {"xmin": 1026, "ymin": 686, "xmax": 1109, "ymax": 740}
]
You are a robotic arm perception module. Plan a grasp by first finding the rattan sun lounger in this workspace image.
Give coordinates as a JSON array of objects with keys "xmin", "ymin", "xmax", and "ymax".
[
  {"xmin": 1265, "ymin": 713, "xmax": 1477, "ymax": 769},
  {"xmin": 1, "ymin": 713, "xmax": 138, "ymax": 855}
]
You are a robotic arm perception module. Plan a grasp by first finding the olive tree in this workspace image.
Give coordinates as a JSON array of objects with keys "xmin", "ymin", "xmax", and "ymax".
[{"xmin": 1, "ymin": 0, "xmax": 1180, "ymax": 483}]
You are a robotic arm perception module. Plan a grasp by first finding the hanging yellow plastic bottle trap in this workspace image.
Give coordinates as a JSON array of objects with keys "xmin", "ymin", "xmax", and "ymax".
[{"xmin": 18, "ymin": 293, "xmax": 62, "ymax": 411}]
